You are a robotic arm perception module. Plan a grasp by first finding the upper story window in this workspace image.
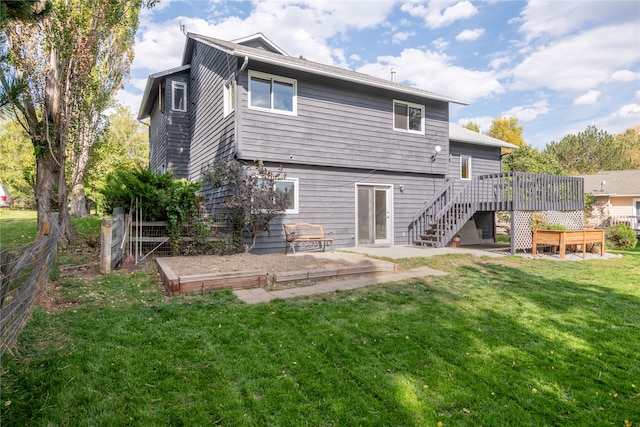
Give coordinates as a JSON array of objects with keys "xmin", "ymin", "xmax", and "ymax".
[
  {"xmin": 460, "ymin": 155, "xmax": 472, "ymax": 180},
  {"xmin": 249, "ymin": 70, "xmax": 297, "ymax": 115},
  {"xmin": 172, "ymin": 81, "xmax": 187, "ymax": 112},
  {"xmin": 159, "ymin": 82, "xmax": 165, "ymax": 113},
  {"xmin": 393, "ymin": 100, "xmax": 424, "ymax": 134}
]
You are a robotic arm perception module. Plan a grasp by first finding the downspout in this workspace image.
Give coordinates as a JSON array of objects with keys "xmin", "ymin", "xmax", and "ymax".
[{"xmin": 234, "ymin": 55, "xmax": 249, "ymax": 159}]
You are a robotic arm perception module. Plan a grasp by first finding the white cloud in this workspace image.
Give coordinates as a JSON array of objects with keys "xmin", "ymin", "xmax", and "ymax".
[
  {"xmin": 517, "ymin": 0, "xmax": 638, "ymax": 42},
  {"xmin": 400, "ymin": 1, "xmax": 478, "ymax": 29},
  {"xmin": 489, "ymin": 56, "xmax": 510, "ymax": 70},
  {"xmin": 115, "ymin": 88, "xmax": 145, "ymax": 116},
  {"xmin": 510, "ymin": 22, "xmax": 640, "ymax": 94},
  {"xmin": 616, "ymin": 103, "xmax": 640, "ymax": 119},
  {"xmin": 357, "ymin": 48, "xmax": 503, "ymax": 102},
  {"xmin": 455, "ymin": 28, "xmax": 485, "ymax": 42},
  {"xmin": 573, "ymin": 90, "xmax": 601, "ymax": 106},
  {"xmin": 503, "ymin": 99, "xmax": 549, "ymax": 122},
  {"xmin": 432, "ymin": 37, "xmax": 449, "ymax": 51},
  {"xmin": 392, "ymin": 31, "xmax": 415, "ymax": 44},
  {"xmin": 455, "ymin": 115, "xmax": 494, "ymax": 134},
  {"xmin": 132, "ymin": 0, "xmax": 396, "ymax": 73},
  {"xmin": 610, "ymin": 70, "xmax": 640, "ymax": 83}
]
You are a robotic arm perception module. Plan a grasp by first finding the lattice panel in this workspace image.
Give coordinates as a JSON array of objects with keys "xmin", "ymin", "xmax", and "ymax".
[{"xmin": 512, "ymin": 210, "xmax": 584, "ymax": 250}]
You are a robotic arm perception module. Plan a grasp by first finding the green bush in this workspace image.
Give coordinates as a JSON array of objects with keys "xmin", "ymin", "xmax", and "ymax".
[
  {"xmin": 606, "ymin": 223, "xmax": 638, "ymax": 249},
  {"xmin": 99, "ymin": 168, "xmax": 200, "ymax": 254}
]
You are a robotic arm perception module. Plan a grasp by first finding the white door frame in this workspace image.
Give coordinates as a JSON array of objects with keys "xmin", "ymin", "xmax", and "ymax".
[{"xmin": 355, "ymin": 183, "xmax": 394, "ymax": 246}]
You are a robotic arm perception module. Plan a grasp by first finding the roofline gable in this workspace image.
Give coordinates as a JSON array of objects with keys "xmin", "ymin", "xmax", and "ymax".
[
  {"xmin": 449, "ymin": 124, "xmax": 518, "ymax": 149},
  {"xmin": 182, "ymin": 33, "xmax": 470, "ymax": 106},
  {"xmin": 138, "ymin": 64, "xmax": 191, "ymax": 120},
  {"xmin": 231, "ymin": 32, "xmax": 288, "ymax": 55}
]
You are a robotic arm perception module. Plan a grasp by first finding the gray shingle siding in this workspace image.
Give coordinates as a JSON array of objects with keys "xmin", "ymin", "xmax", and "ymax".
[
  {"xmin": 235, "ymin": 66, "xmax": 450, "ymax": 175},
  {"xmin": 165, "ymin": 72, "xmax": 191, "ymax": 178},
  {"xmin": 447, "ymin": 141, "xmax": 502, "ymax": 181},
  {"xmin": 188, "ymin": 43, "xmax": 237, "ymax": 183},
  {"xmin": 149, "ymin": 101, "xmax": 167, "ymax": 173},
  {"xmin": 242, "ymin": 162, "xmax": 443, "ymax": 254}
]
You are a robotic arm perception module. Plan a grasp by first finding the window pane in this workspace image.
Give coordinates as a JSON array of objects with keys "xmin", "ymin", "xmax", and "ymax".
[
  {"xmin": 273, "ymin": 81, "xmax": 294, "ymax": 112},
  {"xmin": 251, "ymin": 77, "xmax": 271, "ymax": 108},
  {"xmin": 461, "ymin": 156, "xmax": 471, "ymax": 179},
  {"xmin": 394, "ymin": 103, "xmax": 408, "ymax": 130},
  {"xmin": 276, "ymin": 181, "xmax": 295, "ymax": 210},
  {"xmin": 408, "ymin": 106, "xmax": 422, "ymax": 131},
  {"xmin": 173, "ymin": 84, "xmax": 185, "ymax": 111}
]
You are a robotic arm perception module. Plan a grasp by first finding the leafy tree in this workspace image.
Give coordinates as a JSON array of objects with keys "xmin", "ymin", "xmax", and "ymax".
[
  {"xmin": 204, "ymin": 160, "xmax": 290, "ymax": 253},
  {"xmin": 545, "ymin": 126, "xmax": 634, "ymax": 174},
  {"xmin": 488, "ymin": 116, "xmax": 525, "ymax": 147},
  {"xmin": 1, "ymin": 0, "xmax": 155, "ymax": 242},
  {"xmin": 0, "ymin": 120, "xmax": 36, "ymax": 206},
  {"xmin": 463, "ymin": 121, "xmax": 480, "ymax": 132},
  {"xmin": 85, "ymin": 105, "xmax": 148, "ymax": 214},
  {"xmin": 614, "ymin": 128, "xmax": 640, "ymax": 169},
  {"xmin": 502, "ymin": 144, "xmax": 564, "ymax": 175}
]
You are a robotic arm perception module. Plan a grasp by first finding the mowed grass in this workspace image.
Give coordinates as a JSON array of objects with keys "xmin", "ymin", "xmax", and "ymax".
[
  {"xmin": 1, "ymin": 240, "xmax": 639, "ymax": 426},
  {"xmin": 0, "ymin": 210, "xmax": 101, "ymax": 255}
]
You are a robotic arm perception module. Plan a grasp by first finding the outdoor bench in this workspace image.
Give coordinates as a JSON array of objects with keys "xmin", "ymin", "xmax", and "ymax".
[{"xmin": 283, "ymin": 222, "xmax": 334, "ymax": 254}]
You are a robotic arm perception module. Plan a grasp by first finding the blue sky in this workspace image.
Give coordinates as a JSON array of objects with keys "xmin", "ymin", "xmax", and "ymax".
[{"xmin": 119, "ymin": 0, "xmax": 640, "ymax": 149}]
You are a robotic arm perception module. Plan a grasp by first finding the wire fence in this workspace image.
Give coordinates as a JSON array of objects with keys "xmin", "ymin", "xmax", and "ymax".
[{"xmin": 0, "ymin": 217, "xmax": 59, "ymax": 357}]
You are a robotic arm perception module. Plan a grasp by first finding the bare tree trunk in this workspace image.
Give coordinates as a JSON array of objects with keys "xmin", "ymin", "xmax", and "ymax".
[{"xmin": 70, "ymin": 183, "xmax": 89, "ymax": 217}]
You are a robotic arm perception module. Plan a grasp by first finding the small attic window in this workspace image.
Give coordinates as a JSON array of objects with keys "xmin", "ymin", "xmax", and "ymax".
[
  {"xmin": 172, "ymin": 81, "xmax": 187, "ymax": 112},
  {"xmin": 159, "ymin": 82, "xmax": 165, "ymax": 113}
]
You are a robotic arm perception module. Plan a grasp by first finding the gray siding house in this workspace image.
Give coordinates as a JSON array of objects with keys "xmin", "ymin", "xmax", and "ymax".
[{"xmin": 139, "ymin": 33, "xmax": 582, "ymax": 254}]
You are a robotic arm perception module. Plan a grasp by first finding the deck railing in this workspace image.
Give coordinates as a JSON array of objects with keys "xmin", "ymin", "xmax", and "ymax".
[{"xmin": 410, "ymin": 172, "xmax": 584, "ymax": 247}]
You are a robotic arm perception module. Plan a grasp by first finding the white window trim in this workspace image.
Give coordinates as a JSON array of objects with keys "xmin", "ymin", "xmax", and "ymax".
[
  {"xmin": 171, "ymin": 81, "xmax": 187, "ymax": 112},
  {"xmin": 460, "ymin": 155, "xmax": 472, "ymax": 180},
  {"xmin": 393, "ymin": 100, "xmax": 425, "ymax": 134},
  {"xmin": 253, "ymin": 177, "xmax": 299, "ymax": 214},
  {"xmin": 248, "ymin": 70, "xmax": 297, "ymax": 116},
  {"xmin": 277, "ymin": 178, "xmax": 299, "ymax": 214},
  {"xmin": 223, "ymin": 76, "xmax": 235, "ymax": 117}
]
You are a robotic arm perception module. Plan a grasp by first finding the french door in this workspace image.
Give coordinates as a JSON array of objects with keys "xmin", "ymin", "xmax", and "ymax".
[{"xmin": 357, "ymin": 185, "xmax": 392, "ymax": 245}]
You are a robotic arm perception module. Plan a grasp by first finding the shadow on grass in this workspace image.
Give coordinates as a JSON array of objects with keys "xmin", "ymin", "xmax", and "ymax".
[{"xmin": 2, "ymin": 257, "xmax": 639, "ymax": 426}]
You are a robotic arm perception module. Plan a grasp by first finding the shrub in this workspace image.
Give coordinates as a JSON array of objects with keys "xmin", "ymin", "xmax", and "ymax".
[
  {"xmin": 99, "ymin": 168, "xmax": 200, "ymax": 254},
  {"xmin": 606, "ymin": 223, "xmax": 638, "ymax": 249},
  {"xmin": 203, "ymin": 160, "xmax": 289, "ymax": 253}
]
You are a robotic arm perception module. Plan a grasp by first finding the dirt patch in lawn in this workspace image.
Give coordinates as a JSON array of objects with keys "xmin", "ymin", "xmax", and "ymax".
[
  {"xmin": 157, "ymin": 251, "xmax": 394, "ymax": 277},
  {"xmin": 156, "ymin": 251, "xmax": 399, "ymax": 295}
]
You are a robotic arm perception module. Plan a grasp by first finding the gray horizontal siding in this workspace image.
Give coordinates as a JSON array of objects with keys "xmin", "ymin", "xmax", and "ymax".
[
  {"xmin": 165, "ymin": 72, "xmax": 191, "ymax": 179},
  {"xmin": 149, "ymin": 101, "xmax": 167, "ymax": 173},
  {"xmin": 236, "ymin": 65, "xmax": 450, "ymax": 175},
  {"xmin": 189, "ymin": 42, "xmax": 237, "ymax": 182},
  {"xmin": 447, "ymin": 141, "xmax": 502, "ymax": 181},
  {"xmin": 214, "ymin": 162, "xmax": 444, "ymax": 254}
]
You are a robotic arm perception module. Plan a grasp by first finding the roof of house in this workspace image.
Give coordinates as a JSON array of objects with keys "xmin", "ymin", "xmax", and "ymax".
[
  {"xmin": 575, "ymin": 170, "xmax": 640, "ymax": 196},
  {"xmin": 448, "ymin": 124, "xmax": 518, "ymax": 149},
  {"xmin": 182, "ymin": 33, "xmax": 469, "ymax": 107},
  {"xmin": 138, "ymin": 64, "xmax": 191, "ymax": 119}
]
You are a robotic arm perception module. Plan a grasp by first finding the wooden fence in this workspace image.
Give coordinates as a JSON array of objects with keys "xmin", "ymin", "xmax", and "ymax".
[
  {"xmin": 100, "ymin": 207, "xmax": 127, "ymax": 274},
  {"xmin": 0, "ymin": 216, "xmax": 59, "ymax": 356}
]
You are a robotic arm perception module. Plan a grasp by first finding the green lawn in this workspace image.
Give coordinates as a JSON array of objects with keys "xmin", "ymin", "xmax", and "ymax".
[
  {"xmin": 1, "ymin": 214, "xmax": 639, "ymax": 425},
  {"xmin": 1, "ymin": 240, "xmax": 638, "ymax": 426}
]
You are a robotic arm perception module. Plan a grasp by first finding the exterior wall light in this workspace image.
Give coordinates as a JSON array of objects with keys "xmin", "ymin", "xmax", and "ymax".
[{"xmin": 431, "ymin": 145, "xmax": 442, "ymax": 162}]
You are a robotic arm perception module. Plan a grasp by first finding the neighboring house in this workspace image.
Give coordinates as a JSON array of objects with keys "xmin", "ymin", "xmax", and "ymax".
[
  {"xmin": 138, "ymin": 33, "xmax": 583, "ymax": 254},
  {"xmin": 577, "ymin": 170, "xmax": 640, "ymax": 231}
]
